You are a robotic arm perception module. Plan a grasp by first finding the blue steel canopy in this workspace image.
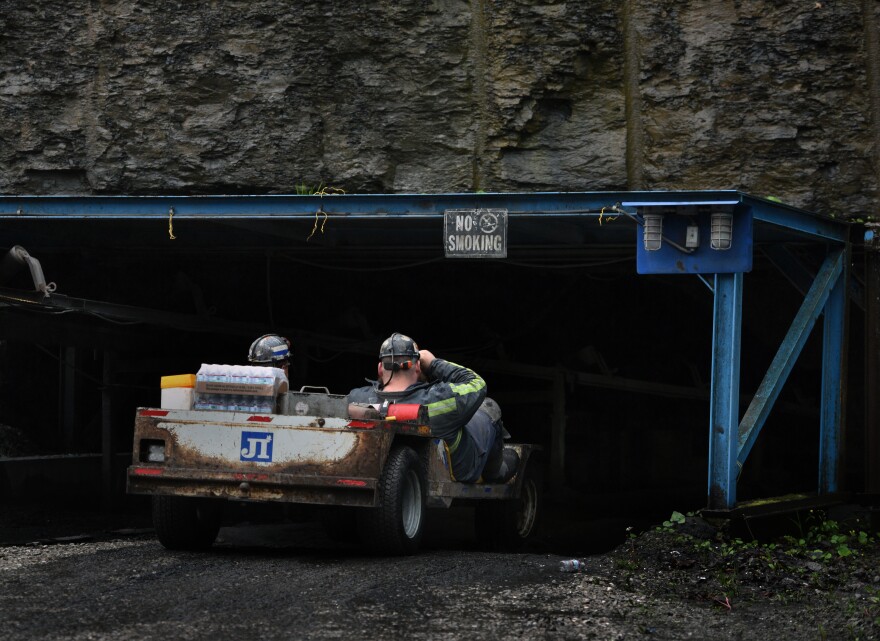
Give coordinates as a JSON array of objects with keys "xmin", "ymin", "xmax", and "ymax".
[
  {"xmin": 0, "ymin": 190, "xmax": 853, "ymax": 511},
  {"xmin": 0, "ymin": 191, "xmax": 848, "ymax": 251}
]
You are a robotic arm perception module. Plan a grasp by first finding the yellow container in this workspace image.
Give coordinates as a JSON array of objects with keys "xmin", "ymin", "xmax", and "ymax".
[
  {"xmin": 160, "ymin": 374, "xmax": 196, "ymax": 410},
  {"xmin": 161, "ymin": 374, "xmax": 196, "ymax": 389}
]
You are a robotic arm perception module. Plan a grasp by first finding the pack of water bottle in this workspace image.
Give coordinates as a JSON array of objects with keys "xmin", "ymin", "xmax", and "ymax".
[{"xmin": 193, "ymin": 364, "xmax": 286, "ymax": 413}]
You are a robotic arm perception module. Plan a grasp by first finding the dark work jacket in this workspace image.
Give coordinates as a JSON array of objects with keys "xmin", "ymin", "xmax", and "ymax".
[{"xmin": 347, "ymin": 359, "xmax": 487, "ymax": 481}]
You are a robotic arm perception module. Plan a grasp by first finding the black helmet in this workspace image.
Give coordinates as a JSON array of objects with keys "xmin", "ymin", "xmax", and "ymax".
[
  {"xmin": 379, "ymin": 333, "xmax": 419, "ymax": 371},
  {"xmin": 248, "ymin": 334, "xmax": 291, "ymax": 365}
]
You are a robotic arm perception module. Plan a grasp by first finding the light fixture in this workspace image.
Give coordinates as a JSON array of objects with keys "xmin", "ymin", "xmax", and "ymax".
[
  {"xmin": 710, "ymin": 212, "xmax": 733, "ymax": 250},
  {"xmin": 643, "ymin": 213, "xmax": 663, "ymax": 251},
  {"xmin": 147, "ymin": 443, "xmax": 165, "ymax": 462},
  {"xmin": 140, "ymin": 440, "xmax": 166, "ymax": 463}
]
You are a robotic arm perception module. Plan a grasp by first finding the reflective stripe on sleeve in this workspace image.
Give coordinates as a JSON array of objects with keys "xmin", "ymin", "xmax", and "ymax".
[
  {"xmin": 427, "ymin": 397, "xmax": 456, "ymax": 417},
  {"xmin": 449, "ymin": 379, "xmax": 486, "ymax": 396},
  {"xmin": 448, "ymin": 428, "xmax": 463, "ymax": 454}
]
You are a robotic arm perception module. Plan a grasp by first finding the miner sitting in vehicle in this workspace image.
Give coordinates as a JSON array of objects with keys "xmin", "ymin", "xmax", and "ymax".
[{"xmin": 348, "ymin": 332, "xmax": 518, "ymax": 483}]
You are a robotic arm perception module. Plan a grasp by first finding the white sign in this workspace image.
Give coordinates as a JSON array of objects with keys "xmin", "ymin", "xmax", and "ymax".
[{"xmin": 444, "ymin": 208, "xmax": 508, "ymax": 258}]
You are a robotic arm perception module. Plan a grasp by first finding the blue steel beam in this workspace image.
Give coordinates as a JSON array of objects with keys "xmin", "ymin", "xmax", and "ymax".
[
  {"xmin": 819, "ymin": 249, "xmax": 847, "ymax": 493},
  {"xmin": 745, "ymin": 196, "xmax": 850, "ymax": 243},
  {"xmin": 708, "ymin": 272, "xmax": 743, "ymax": 510},
  {"xmin": 0, "ymin": 192, "xmax": 850, "ymax": 249},
  {"xmin": 737, "ymin": 249, "xmax": 845, "ymax": 467},
  {"xmin": 0, "ymin": 192, "xmax": 747, "ymax": 219}
]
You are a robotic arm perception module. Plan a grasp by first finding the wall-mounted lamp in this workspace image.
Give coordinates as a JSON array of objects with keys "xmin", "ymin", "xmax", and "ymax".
[
  {"xmin": 710, "ymin": 212, "xmax": 733, "ymax": 250},
  {"xmin": 643, "ymin": 213, "xmax": 663, "ymax": 251}
]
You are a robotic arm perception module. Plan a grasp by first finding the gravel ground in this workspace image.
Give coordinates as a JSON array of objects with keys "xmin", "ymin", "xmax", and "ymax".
[{"xmin": 1, "ymin": 503, "xmax": 878, "ymax": 640}]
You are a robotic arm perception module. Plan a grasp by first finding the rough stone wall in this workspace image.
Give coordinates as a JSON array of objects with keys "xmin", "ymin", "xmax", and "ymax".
[
  {"xmin": 0, "ymin": 0, "xmax": 877, "ymax": 217},
  {"xmin": 636, "ymin": 0, "xmax": 877, "ymax": 218}
]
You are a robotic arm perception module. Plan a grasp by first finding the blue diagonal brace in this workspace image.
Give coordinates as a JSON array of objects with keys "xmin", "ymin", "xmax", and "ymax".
[
  {"xmin": 737, "ymin": 249, "xmax": 845, "ymax": 467},
  {"xmin": 708, "ymin": 272, "xmax": 743, "ymax": 510}
]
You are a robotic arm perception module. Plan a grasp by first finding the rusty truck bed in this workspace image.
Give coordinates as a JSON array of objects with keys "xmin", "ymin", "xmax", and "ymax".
[{"xmin": 127, "ymin": 407, "xmax": 431, "ymax": 507}]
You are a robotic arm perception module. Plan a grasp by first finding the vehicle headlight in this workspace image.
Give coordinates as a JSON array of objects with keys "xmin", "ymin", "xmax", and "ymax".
[
  {"xmin": 148, "ymin": 443, "xmax": 165, "ymax": 462},
  {"xmin": 139, "ymin": 439, "xmax": 166, "ymax": 463}
]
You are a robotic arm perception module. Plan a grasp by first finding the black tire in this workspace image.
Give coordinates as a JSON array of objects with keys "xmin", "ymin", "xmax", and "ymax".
[
  {"xmin": 152, "ymin": 495, "xmax": 222, "ymax": 551},
  {"xmin": 475, "ymin": 460, "xmax": 542, "ymax": 551},
  {"xmin": 358, "ymin": 445, "xmax": 426, "ymax": 555}
]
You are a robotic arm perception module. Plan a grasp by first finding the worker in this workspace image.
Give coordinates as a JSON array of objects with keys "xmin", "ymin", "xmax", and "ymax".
[
  {"xmin": 247, "ymin": 334, "xmax": 292, "ymax": 379},
  {"xmin": 348, "ymin": 332, "xmax": 518, "ymax": 483}
]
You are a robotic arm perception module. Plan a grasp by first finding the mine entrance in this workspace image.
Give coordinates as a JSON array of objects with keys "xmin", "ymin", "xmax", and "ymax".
[{"xmin": 0, "ymin": 192, "xmax": 859, "ymax": 523}]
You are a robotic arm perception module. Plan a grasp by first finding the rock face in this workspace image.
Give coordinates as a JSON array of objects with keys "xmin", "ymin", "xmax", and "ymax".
[{"xmin": 0, "ymin": 0, "xmax": 877, "ymax": 217}]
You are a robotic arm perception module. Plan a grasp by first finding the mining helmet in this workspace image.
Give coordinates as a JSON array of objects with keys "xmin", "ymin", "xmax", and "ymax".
[
  {"xmin": 379, "ymin": 333, "xmax": 419, "ymax": 372},
  {"xmin": 248, "ymin": 334, "xmax": 291, "ymax": 365}
]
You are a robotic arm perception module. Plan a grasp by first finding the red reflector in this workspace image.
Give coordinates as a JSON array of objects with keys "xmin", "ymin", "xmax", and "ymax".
[
  {"xmin": 336, "ymin": 479, "xmax": 367, "ymax": 487},
  {"xmin": 132, "ymin": 467, "xmax": 164, "ymax": 476},
  {"xmin": 139, "ymin": 410, "xmax": 169, "ymax": 417},
  {"xmin": 346, "ymin": 421, "xmax": 375, "ymax": 429},
  {"xmin": 247, "ymin": 416, "xmax": 272, "ymax": 422}
]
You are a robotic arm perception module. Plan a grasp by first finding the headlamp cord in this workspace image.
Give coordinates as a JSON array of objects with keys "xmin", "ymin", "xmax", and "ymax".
[{"xmin": 379, "ymin": 368, "xmax": 396, "ymax": 391}]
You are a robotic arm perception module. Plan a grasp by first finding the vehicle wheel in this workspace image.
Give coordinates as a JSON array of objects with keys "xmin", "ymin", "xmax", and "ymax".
[
  {"xmin": 358, "ymin": 445, "xmax": 426, "ymax": 555},
  {"xmin": 152, "ymin": 495, "xmax": 222, "ymax": 551},
  {"xmin": 475, "ymin": 460, "xmax": 542, "ymax": 551}
]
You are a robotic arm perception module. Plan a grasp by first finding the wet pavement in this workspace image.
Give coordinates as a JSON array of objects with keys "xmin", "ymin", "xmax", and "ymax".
[{"xmin": 2, "ymin": 502, "xmax": 873, "ymax": 640}]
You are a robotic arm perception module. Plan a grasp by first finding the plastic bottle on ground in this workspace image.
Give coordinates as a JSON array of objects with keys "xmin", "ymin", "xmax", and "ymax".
[{"xmin": 559, "ymin": 559, "xmax": 586, "ymax": 573}]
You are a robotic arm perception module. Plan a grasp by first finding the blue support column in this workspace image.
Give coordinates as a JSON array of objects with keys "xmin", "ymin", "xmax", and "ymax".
[
  {"xmin": 708, "ymin": 272, "xmax": 743, "ymax": 510},
  {"xmin": 819, "ymin": 255, "xmax": 847, "ymax": 493}
]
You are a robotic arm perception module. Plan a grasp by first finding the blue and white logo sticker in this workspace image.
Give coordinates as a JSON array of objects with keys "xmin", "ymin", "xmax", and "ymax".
[{"xmin": 240, "ymin": 431, "xmax": 273, "ymax": 462}]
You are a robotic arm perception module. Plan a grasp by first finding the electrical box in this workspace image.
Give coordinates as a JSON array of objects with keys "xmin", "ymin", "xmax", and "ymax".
[{"xmin": 633, "ymin": 204, "xmax": 753, "ymax": 275}]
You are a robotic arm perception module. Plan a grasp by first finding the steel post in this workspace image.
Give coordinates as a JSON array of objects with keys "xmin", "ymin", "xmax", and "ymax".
[
  {"xmin": 866, "ymin": 225, "xmax": 880, "ymax": 493},
  {"xmin": 819, "ymin": 249, "xmax": 848, "ymax": 493},
  {"xmin": 708, "ymin": 272, "xmax": 743, "ymax": 510}
]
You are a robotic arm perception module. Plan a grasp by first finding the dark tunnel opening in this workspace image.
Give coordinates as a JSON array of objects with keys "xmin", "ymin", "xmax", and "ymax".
[{"xmin": 0, "ymin": 209, "xmax": 865, "ymax": 551}]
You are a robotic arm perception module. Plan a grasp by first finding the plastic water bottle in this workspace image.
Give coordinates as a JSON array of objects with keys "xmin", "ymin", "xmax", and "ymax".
[
  {"xmin": 206, "ymin": 364, "xmax": 224, "ymax": 384},
  {"xmin": 194, "ymin": 365, "xmax": 209, "ymax": 409},
  {"xmin": 559, "ymin": 559, "xmax": 585, "ymax": 573},
  {"xmin": 245, "ymin": 366, "xmax": 275, "ymax": 413},
  {"xmin": 215, "ymin": 365, "xmax": 230, "ymax": 410},
  {"xmin": 241, "ymin": 367, "xmax": 260, "ymax": 411},
  {"xmin": 254, "ymin": 367, "xmax": 274, "ymax": 385}
]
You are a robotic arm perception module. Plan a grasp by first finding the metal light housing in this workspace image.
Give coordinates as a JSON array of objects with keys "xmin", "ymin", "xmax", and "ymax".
[
  {"xmin": 710, "ymin": 212, "xmax": 733, "ymax": 250},
  {"xmin": 643, "ymin": 213, "xmax": 663, "ymax": 251}
]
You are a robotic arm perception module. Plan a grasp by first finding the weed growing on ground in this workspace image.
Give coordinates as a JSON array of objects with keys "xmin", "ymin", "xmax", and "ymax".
[{"xmin": 613, "ymin": 508, "xmax": 879, "ymax": 632}]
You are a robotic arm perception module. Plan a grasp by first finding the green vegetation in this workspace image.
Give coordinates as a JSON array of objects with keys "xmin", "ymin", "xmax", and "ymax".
[{"xmin": 611, "ymin": 508, "xmax": 880, "ymax": 636}]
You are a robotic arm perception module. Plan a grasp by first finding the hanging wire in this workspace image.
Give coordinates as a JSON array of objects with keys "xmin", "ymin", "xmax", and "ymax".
[{"xmin": 306, "ymin": 186, "xmax": 346, "ymax": 242}]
